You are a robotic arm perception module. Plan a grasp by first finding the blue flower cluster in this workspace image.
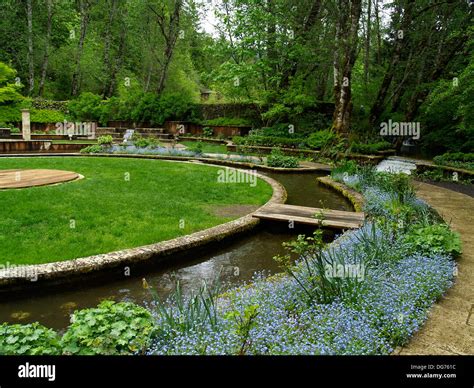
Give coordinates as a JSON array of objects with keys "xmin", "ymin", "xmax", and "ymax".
[
  {"xmin": 147, "ymin": 172, "xmax": 456, "ymax": 355},
  {"xmin": 108, "ymin": 144, "xmax": 199, "ymax": 157}
]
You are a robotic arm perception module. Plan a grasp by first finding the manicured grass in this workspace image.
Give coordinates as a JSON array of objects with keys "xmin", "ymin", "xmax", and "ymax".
[
  {"xmin": 180, "ymin": 141, "xmax": 228, "ymax": 154},
  {"xmin": 0, "ymin": 157, "xmax": 272, "ymax": 265}
]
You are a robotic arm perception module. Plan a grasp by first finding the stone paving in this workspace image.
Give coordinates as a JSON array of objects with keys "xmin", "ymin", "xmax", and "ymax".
[{"xmin": 397, "ymin": 181, "xmax": 474, "ymax": 355}]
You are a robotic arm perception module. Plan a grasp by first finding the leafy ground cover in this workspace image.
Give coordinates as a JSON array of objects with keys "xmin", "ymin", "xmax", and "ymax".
[{"xmin": 180, "ymin": 141, "xmax": 228, "ymax": 154}]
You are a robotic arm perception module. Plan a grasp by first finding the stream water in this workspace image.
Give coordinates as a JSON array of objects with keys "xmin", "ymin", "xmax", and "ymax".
[{"xmin": 0, "ymin": 172, "xmax": 352, "ymax": 330}]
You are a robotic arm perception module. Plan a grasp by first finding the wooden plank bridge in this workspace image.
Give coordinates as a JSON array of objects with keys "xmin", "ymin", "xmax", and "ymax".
[{"xmin": 253, "ymin": 204, "xmax": 365, "ymax": 229}]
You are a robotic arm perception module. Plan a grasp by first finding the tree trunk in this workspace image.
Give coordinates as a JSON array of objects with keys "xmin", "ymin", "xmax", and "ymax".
[
  {"xmin": 364, "ymin": 0, "xmax": 371, "ymax": 87},
  {"xmin": 38, "ymin": 0, "xmax": 53, "ymax": 97},
  {"xmin": 71, "ymin": 0, "xmax": 90, "ymax": 97},
  {"xmin": 26, "ymin": 0, "xmax": 34, "ymax": 96},
  {"xmin": 332, "ymin": 0, "xmax": 363, "ymax": 134},
  {"xmin": 102, "ymin": 0, "xmax": 118, "ymax": 98},
  {"xmin": 155, "ymin": 0, "xmax": 183, "ymax": 95},
  {"xmin": 374, "ymin": 0, "xmax": 382, "ymax": 65},
  {"xmin": 106, "ymin": 9, "xmax": 127, "ymax": 98}
]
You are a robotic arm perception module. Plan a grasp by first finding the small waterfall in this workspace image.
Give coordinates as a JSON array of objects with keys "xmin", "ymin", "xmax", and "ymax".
[{"xmin": 376, "ymin": 156, "xmax": 417, "ymax": 175}]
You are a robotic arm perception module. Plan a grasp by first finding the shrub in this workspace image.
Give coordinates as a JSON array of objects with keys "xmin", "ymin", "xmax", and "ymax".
[
  {"xmin": 0, "ymin": 322, "xmax": 61, "ymax": 355},
  {"xmin": 331, "ymin": 160, "xmax": 360, "ymax": 178},
  {"xmin": 80, "ymin": 144, "xmax": 103, "ymax": 153},
  {"xmin": 404, "ymin": 223, "xmax": 462, "ymax": 258},
  {"xmin": 0, "ymin": 62, "xmax": 24, "ymax": 105},
  {"xmin": 131, "ymin": 92, "xmax": 196, "ymax": 125},
  {"xmin": 250, "ymin": 123, "xmax": 306, "ymax": 138},
  {"xmin": 0, "ymin": 121, "xmax": 11, "ymax": 129},
  {"xmin": 202, "ymin": 126, "xmax": 213, "ymax": 137},
  {"xmin": 433, "ymin": 152, "xmax": 474, "ymax": 171},
  {"xmin": 233, "ymin": 135, "xmax": 303, "ymax": 148},
  {"xmin": 130, "ymin": 134, "xmax": 161, "ymax": 148},
  {"xmin": 30, "ymin": 109, "xmax": 65, "ymax": 123},
  {"xmin": 68, "ymin": 92, "xmax": 103, "ymax": 121},
  {"xmin": 186, "ymin": 141, "xmax": 203, "ymax": 154},
  {"xmin": 97, "ymin": 135, "xmax": 113, "ymax": 146},
  {"xmin": 0, "ymin": 104, "xmax": 22, "ymax": 122},
  {"xmin": 61, "ymin": 301, "xmax": 155, "ymax": 355},
  {"xmin": 350, "ymin": 141, "xmax": 392, "ymax": 155},
  {"xmin": 266, "ymin": 148, "xmax": 299, "ymax": 168},
  {"xmin": 202, "ymin": 117, "xmax": 251, "ymax": 126},
  {"xmin": 306, "ymin": 129, "xmax": 338, "ymax": 150}
]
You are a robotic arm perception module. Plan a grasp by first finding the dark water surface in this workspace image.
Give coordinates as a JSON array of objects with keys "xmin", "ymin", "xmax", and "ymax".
[{"xmin": 0, "ymin": 172, "xmax": 352, "ymax": 329}]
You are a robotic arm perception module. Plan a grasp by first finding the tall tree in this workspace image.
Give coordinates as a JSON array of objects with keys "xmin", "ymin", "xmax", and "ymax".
[
  {"xmin": 26, "ymin": 0, "xmax": 34, "ymax": 95},
  {"xmin": 149, "ymin": 0, "xmax": 184, "ymax": 95},
  {"xmin": 71, "ymin": 0, "xmax": 92, "ymax": 97},
  {"xmin": 38, "ymin": 0, "xmax": 54, "ymax": 97},
  {"xmin": 331, "ymin": 0, "xmax": 363, "ymax": 133}
]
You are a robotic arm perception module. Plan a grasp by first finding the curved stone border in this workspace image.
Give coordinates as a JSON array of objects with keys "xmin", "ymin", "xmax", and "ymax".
[
  {"xmin": 316, "ymin": 176, "xmax": 364, "ymax": 212},
  {"xmin": 0, "ymin": 160, "xmax": 287, "ymax": 290}
]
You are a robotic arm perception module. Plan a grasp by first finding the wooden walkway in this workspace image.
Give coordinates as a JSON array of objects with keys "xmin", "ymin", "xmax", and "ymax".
[
  {"xmin": 0, "ymin": 169, "xmax": 80, "ymax": 189},
  {"xmin": 253, "ymin": 203, "xmax": 365, "ymax": 229}
]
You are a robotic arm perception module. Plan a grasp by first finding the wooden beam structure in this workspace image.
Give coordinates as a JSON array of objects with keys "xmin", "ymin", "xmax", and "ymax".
[{"xmin": 253, "ymin": 204, "xmax": 365, "ymax": 229}]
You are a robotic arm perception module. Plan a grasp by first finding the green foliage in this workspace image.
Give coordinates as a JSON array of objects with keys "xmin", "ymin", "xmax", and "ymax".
[
  {"xmin": 32, "ymin": 99, "xmax": 69, "ymax": 112},
  {"xmin": 186, "ymin": 141, "xmax": 204, "ymax": 154},
  {"xmin": 266, "ymin": 148, "xmax": 299, "ymax": 168},
  {"xmin": 0, "ymin": 105, "xmax": 21, "ymax": 122},
  {"xmin": 0, "ymin": 322, "xmax": 61, "ymax": 355},
  {"xmin": 97, "ymin": 135, "xmax": 113, "ymax": 146},
  {"xmin": 68, "ymin": 92, "xmax": 103, "ymax": 121},
  {"xmin": 404, "ymin": 224, "xmax": 462, "ymax": 258},
  {"xmin": 350, "ymin": 141, "xmax": 392, "ymax": 155},
  {"xmin": 61, "ymin": 301, "xmax": 155, "ymax": 355},
  {"xmin": 250, "ymin": 123, "xmax": 306, "ymax": 138},
  {"xmin": 149, "ymin": 280, "xmax": 220, "ymax": 336},
  {"xmin": 225, "ymin": 304, "xmax": 259, "ymax": 355},
  {"xmin": 30, "ymin": 109, "xmax": 65, "ymax": 123},
  {"xmin": 202, "ymin": 117, "xmax": 251, "ymax": 126},
  {"xmin": 130, "ymin": 92, "xmax": 196, "ymax": 126},
  {"xmin": 80, "ymin": 144, "xmax": 103, "ymax": 153},
  {"xmin": 433, "ymin": 152, "xmax": 474, "ymax": 171},
  {"xmin": 0, "ymin": 62, "xmax": 23, "ymax": 105},
  {"xmin": 306, "ymin": 130, "xmax": 339, "ymax": 150},
  {"xmin": 331, "ymin": 160, "xmax": 359, "ymax": 177},
  {"xmin": 274, "ymin": 229, "xmax": 365, "ymax": 306},
  {"xmin": 202, "ymin": 126, "xmax": 214, "ymax": 137},
  {"xmin": 130, "ymin": 134, "xmax": 161, "ymax": 148},
  {"xmin": 233, "ymin": 135, "xmax": 304, "ymax": 148},
  {"xmin": 420, "ymin": 59, "xmax": 474, "ymax": 154}
]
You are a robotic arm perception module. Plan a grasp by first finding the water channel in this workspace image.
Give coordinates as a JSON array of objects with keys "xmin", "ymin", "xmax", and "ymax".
[{"xmin": 0, "ymin": 172, "xmax": 353, "ymax": 329}]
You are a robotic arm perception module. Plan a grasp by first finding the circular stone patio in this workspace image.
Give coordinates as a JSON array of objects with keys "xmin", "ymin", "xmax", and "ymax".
[{"xmin": 0, "ymin": 169, "xmax": 80, "ymax": 189}]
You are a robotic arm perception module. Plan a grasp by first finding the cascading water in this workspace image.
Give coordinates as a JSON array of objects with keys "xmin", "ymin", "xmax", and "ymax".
[{"xmin": 376, "ymin": 156, "xmax": 417, "ymax": 175}]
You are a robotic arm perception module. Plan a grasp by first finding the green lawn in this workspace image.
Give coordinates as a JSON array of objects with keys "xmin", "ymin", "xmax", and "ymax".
[
  {"xmin": 0, "ymin": 157, "xmax": 272, "ymax": 265},
  {"xmin": 180, "ymin": 141, "xmax": 228, "ymax": 154}
]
